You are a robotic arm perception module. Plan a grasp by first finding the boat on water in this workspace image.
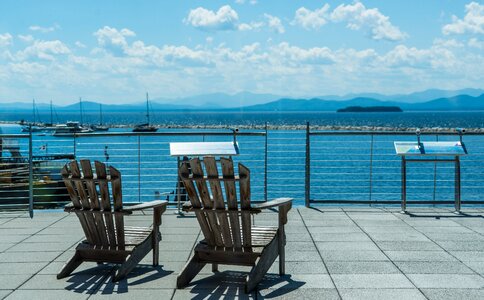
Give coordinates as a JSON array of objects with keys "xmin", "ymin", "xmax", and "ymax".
[
  {"xmin": 21, "ymin": 100, "xmax": 61, "ymax": 133},
  {"xmin": 53, "ymin": 121, "xmax": 93, "ymax": 136},
  {"xmin": 0, "ymin": 131, "xmax": 73, "ymax": 208},
  {"xmin": 90, "ymin": 104, "xmax": 109, "ymax": 132},
  {"xmin": 133, "ymin": 93, "xmax": 158, "ymax": 132}
]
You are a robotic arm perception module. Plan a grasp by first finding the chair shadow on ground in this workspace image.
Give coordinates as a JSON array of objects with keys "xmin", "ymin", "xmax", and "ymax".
[
  {"xmin": 183, "ymin": 271, "xmax": 305, "ymax": 299},
  {"xmin": 65, "ymin": 264, "xmax": 173, "ymax": 295}
]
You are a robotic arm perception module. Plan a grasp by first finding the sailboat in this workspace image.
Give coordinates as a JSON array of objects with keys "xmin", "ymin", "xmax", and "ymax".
[
  {"xmin": 53, "ymin": 97, "xmax": 93, "ymax": 136},
  {"xmin": 21, "ymin": 99, "xmax": 44, "ymax": 132},
  {"xmin": 133, "ymin": 93, "xmax": 158, "ymax": 132},
  {"xmin": 90, "ymin": 104, "xmax": 109, "ymax": 131}
]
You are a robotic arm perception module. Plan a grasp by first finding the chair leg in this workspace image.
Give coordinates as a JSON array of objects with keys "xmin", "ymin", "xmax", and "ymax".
[
  {"xmin": 212, "ymin": 263, "xmax": 218, "ymax": 272},
  {"xmin": 57, "ymin": 251, "xmax": 83, "ymax": 279},
  {"xmin": 245, "ymin": 235, "xmax": 279, "ymax": 293},
  {"xmin": 278, "ymin": 228, "xmax": 285, "ymax": 275},
  {"xmin": 152, "ymin": 230, "xmax": 160, "ymax": 266},
  {"xmin": 113, "ymin": 238, "xmax": 152, "ymax": 282},
  {"xmin": 177, "ymin": 253, "xmax": 206, "ymax": 289}
]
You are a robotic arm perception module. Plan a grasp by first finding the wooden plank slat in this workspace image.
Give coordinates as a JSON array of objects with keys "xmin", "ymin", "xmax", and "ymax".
[
  {"xmin": 61, "ymin": 164, "xmax": 91, "ymax": 243},
  {"xmin": 238, "ymin": 163, "xmax": 251, "ymax": 247},
  {"xmin": 221, "ymin": 158, "xmax": 242, "ymax": 248},
  {"xmin": 203, "ymin": 157, "xmax": 232, "ymax": 248},
  {"xmin": 95, "ymin": 161, "xmax": 117, "ymax": 247},
  {"xmin": 180, "ymin": 162, "xmax": 214, "ymax": 245},
  {"xmin": 80, "ymin": 160, "xmax": 109, "ymax": 248},
  {"xmin": 190, "ymin": 158, "xmax": 223, "ymax": 247},
  {"xmin": 69, "ymin": 160, "xmax": 100, "ymax": 245},
  {"xmin": 110, "ymin": 166, "xmax": 125, "ymax": 250}
]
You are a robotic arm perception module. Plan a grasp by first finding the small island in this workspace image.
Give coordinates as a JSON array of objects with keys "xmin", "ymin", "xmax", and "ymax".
[{"xmin": 337, "ymin": 106, "xmax": 403, "ymax": 113}]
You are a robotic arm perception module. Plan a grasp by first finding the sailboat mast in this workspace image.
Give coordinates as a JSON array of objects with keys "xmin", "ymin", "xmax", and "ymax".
[
  {"xmin": 79, "ymin": 97, "xmax": 83, "ymax": 125},
  {"xmin": 32, "ymin": 98, "xmax": 36, "ymax": 124},
  {"xmin": 146, "ymin": 92, "xmax": 150, "ymax": 125},
  {"xmin": 50, "ymin": 100, "xmax": 53, "ymax": 125},
  {"xmin": 99, "ymin": 104, "xmax": 103, "ymax": 125}
]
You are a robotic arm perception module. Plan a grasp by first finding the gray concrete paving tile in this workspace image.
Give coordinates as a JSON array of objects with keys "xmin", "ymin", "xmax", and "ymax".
[
  {"xmin": 5, "ymin": 290, "xmax": 90, "ymax": 300},
  {"xmin": 320, "ymin": 250, "xmax": 389, "ymax": 262},
  {"xmin": 413, "ymin": 226, "xmax": 475, "ymax": 234},
  {"xmin": 0, "ymin": 275, "xmax": 32, "ymax": 289},
  {"xmin": 23, "ymin": 234, "xmax": 82, "ymax": 243},
  {"xmin": 6, "ymin": 242, "xmax": 77, "ymax": 252},
  {"xmin": 464, "ymin": 261, "xmax": 484, "ymax": 274},
  {"xmin": 0, "ymin": 262, "xmax": 48, "ymax": 275},
  {"xmin": 97, "ymin": 271, "xmax": 178, "ymax": 290},
  {"xmin": 0, "ymin": 243, "xmax": 14, "ymax": 252},
  {"xmin": 407, "ymin": 274, "xmax": 484, "ymax": 288},
  {"xmin": 0, "ymin": 251, "xmax": 61, "ymax": 263},
  {"xmin": 278, "ymin": 241, "xmax": 316, "ymax": 252},
  {"xmin": 284, "ymin": 250, "xmax": 322, "ymax": 262},
  {"xmin": 268, "ymin": 261, "xmax": 328, "ymax": 274},
  {"xmin": 421, "ymin": 288, "xmax": 484, "ymax": 300},
  {"xmin": 368, "ymin": 233, "xmax": 430, "ymax": 242},
  {"xmin": 90, "ymin": 289, "xmax": 174, "ymax": 299},
  {"xmin": 339, "ymin": 288, "xmax": 426, "ymax": 300},
  {"xmin": 258, "ymin": 288, "xmax": 340, "ymax": 299},
  {"xmin": 376, "ymin": 241, "xmax": 441, "ymax": 251},
  {"xmin": 423, "ymin": 233, "xmax": 484, "ymax": 241},
  {"xmin": 394, "ymin": 261, "xmax": 474, "ymax": 274},
  {"xmin": 0, "ymin": 235, "xmax": 30, "ymax": 244},
  {"xmin": 355, "ymin": 220, "xmax": 407, "ymax": 227},
  {"xmin": 0, "ymin": 290, "xmax": 12, "ymax": 299},
  {"xmin": 311, "ymin": 232, "xmax": 372, "ymax": 242},
  {"xmin": 332, "ymin": 274, "xmax": 414, "ymax": 289},
  {"xmin": 286, "ymin": 232, "xmax": 312, "ymax": 242},
  {"xmin": 450, "ymin": 251, "xmax": 484, "ymax": 261},
  {"xmin": 325, "ymin": 261, "xmax": 400, "ymax": 274},
  {"xmin": 306, "ymin": 226, "xmax": 361, "ymax": 234},
  {"xmin": 316, "ymin": 241, "xmax": 380, "ymax": 251},
  {"xmin": 436, "ymin": 240, "xmax": 484, "ymax": 251},
  {"xmin": 384, "ymin": 251, "xmax": 457, "ymax": 262},
  {"xmin": 304, "ymin": 220, "xmax": 355, "ymax": 227},
  {"xmin": 38, "ymin": 261, "xmax": 114, "ymax": 276}
]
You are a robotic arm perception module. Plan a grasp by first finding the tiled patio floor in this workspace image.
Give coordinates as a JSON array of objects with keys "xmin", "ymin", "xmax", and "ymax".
[{"xmin": 2, "ymin": 207, "xmax": 484, "ymax": 299}]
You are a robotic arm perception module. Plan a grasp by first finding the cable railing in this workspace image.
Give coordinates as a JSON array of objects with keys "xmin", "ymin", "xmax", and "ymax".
[{"xmin": 1, "ymin": 123, "xmax": 484, "ymax": 217}]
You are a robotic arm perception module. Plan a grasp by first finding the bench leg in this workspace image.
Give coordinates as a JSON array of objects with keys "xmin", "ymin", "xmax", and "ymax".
[
  {"xmin": 177, "ymin": 253, "xmax": 206, "ymax": 288},
  {"xmin": 57, "ymin": 251, "xmax": 83, "ymax": 279},
  {"xmin": 246, "ymin": 235, "xmax": 279, "ymax": 293}
]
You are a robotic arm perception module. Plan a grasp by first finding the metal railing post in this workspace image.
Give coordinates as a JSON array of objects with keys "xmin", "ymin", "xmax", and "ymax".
[
  {"xmin": 305, "ymin": 122, "xmax": 310, "ymax": 207},
  {"xmin": 138, "ymin": 135, "xmax": 141, "ymax": 203},
  {"xmin": 28, "ymin": 126, "xmax": 34, "ymax": 218},
  {"xmin": 369, "ymin": 134, "xmax": 374, "ymax": 203},
  {"xmin": 433, "ymin": 134, "xmax": 439, "ymax": 204},
  {"xmin": 73, "ymin": 134, "xmax": 77, "ymax": 158},
  {"xmin": 264, "ymin": 122, "xmax": 268, "ymax": 202}
]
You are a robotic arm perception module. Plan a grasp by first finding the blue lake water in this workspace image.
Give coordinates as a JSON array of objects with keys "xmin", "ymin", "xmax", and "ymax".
[{"xmin": 1, "ymin": 111, "xmax": 483, "ymax": 207}]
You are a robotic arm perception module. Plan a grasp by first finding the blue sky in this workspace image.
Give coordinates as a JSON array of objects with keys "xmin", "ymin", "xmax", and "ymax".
[{"xmin": 0, "ymin": 0, "xmax": 483, "ymax": 104}]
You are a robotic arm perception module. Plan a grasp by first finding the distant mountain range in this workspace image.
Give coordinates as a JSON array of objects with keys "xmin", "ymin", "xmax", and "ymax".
[{"xmin": 1, "ymin": 89, "xmax": 483, "ymax": 112}]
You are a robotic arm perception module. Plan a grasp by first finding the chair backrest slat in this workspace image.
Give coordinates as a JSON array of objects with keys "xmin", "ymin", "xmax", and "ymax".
[
  {"xmin": 220, "ymin": 157, "xmax": 242, "ymax": 248},
  {"xmin": 95, "ymin": 161, "xmax": 117, "ymax": 247},
  {"xmin": 203, "ymin": 157, "xmax": 233, "ymax": 247},
  {"xmin": 180, "ymin": 161, "xmax": 214, "ymax": 245},
  {"xmin": 190, "ymin": 158, "xmax": 224, "ymax": 246},
  {"xmin": 80, "ymin": 160, "xmax": 109, "ymax": 248},
  {"xmin": 62, "ymin": 160, "xmax": 124, "ymax": 248},
  {"xmin": 110, "ymin": 166, "xmax": 125, "ymax": 249},
  {"xmin": 238, "ymin": 163, "xmax": 251, "ymax": 247}
]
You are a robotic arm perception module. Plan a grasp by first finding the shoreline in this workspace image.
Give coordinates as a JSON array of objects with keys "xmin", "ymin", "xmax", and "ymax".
[{"xmin": 1, "ymin": 121, "xmax": 483, "ymax": 133}]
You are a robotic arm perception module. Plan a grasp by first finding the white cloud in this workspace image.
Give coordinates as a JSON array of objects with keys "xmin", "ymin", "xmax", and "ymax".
[
  {"xmin": 468, "ymin": 37, "xmax": 484, "ymax": 49},
  {"xmin": 330, "ymin": 2, "xmax": 407, "ymax": 41},
  {"xmin": 29, "ymin": 24, "xmax": 59, "ymax": 33},
  {"xmin": 93, "ymin": 26, "xmax": 136, "ymax": 54},
  {"xmin": 18, "ymin": 34, "xmax": 34, "ymax": 43},
  {"xmin": 235, "ymin": 0, "xmax": 257, "ymax": 4},
  {"xmin": 443, "ymin": 2, "xmax": 484, "ymax": 35},
  {"xmin": 292, "ymin": 5, "xmax": 330, "ymax": 30},
  {"xmin": 0, "ymin": 33, "xmax": 13, "ymax": 47},
  {"xmin": 238, "ymin": 21, "xmax": 264, "ymax": 31},
  {"xmin": 275, "ymin": 42, "xmax": 335, "ymax": 65},
  {"xmin": 17, "ymin": 40, "xmax": 70, "ymax": 61},
  {"xmin": 264, "ymin": 14, "xmax": 285, "ymax": 33},
  {"xmin": 75, "ymin": 41, "xmax": 86, "ymax": 48},
  {"xmin": 184, "ymin": 5, "xmax": 239, "ymax": 31}
]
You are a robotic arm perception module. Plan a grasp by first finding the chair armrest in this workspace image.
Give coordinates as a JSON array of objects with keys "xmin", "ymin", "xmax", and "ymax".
[
  {"xmin": 251, "ymin": 197, "xmax": 293, "ymax": 210},
  {"xmin": 124, "ymin": 200, "xmax": 168, "ymax": 212}
]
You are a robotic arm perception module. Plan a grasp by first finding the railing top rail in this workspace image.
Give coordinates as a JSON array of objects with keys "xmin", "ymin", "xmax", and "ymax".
[
  {"xmin": 309, "ymin": 130, "xmax": 484, "ymax": 136},
  {"xmin": 72, "ymin": 131, "xmax": 266, "ymax": 138}
]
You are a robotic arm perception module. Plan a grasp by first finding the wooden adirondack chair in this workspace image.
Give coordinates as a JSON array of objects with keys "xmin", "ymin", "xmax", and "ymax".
[
  {"xmin": 176, "ymin": 157, "xmax": 293, "ymax": 293},
  {"xmin": 57, "ymin": 159, "xmax": 168, "ymax": 281}
]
